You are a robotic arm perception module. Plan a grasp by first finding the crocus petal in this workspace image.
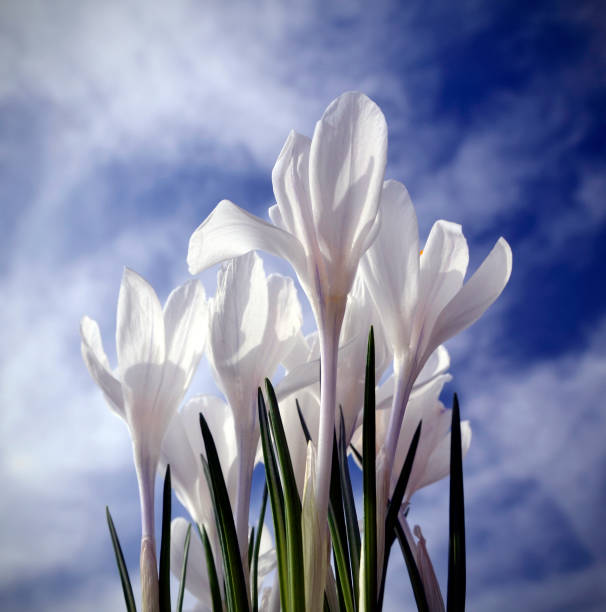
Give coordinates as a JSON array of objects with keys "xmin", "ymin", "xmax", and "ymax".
[
  {"xmin": 80, "ymin": 316, "xmax": 124, "ymax": 417},
  {"xmin": 362, "ymin": 179, "xmax": 419, "ymax": 349},
  {"xmin": 272, "ymin": 131, "xmax": 317, "ymax": 258},
  {"xmin": 309, "ymin": 92, "xmax": 387, "ymax": 265},
  {"xmin": 164, "ymin": 279, "xmax": 207, "ymax": 395},
  {"xmin": 415, "ymin": 420, "xmax": 472, "ymax": 492},
  {"xmin": 170, "ymin": 518, "xmax": 211, "ymax": 604},
  {"xmin": 187, "ymin": 199, "xmax": 307, "ymax": 280},
  {"xmin": 416, "ymin": 221, "xmax": 469, "ymax": 355},
  {"xmin": 430, "ymin": 237, "xmax": 513, "ymax": 351},
  {"xmin": 116, "ymin": 268, "xmax": 166, "ymax": 407}
]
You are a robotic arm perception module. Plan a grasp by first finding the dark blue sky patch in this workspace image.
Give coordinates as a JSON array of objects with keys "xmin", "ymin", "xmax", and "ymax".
[{"xmin": 468, "ymin": 477, "xmax": 593, "ymax": 586}]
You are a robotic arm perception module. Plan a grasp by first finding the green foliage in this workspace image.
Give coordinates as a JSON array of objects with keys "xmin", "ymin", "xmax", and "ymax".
[
  {"xmin": 447, "ymin": 394, "xmax": 466, "ymax": 612},
  {"xmin": 106, "ymin": 507, "xmax": 137, "ymax": 612},
  {"xmin": 159, "ymin": 465, "xmax": 172, "ymax": 612}
]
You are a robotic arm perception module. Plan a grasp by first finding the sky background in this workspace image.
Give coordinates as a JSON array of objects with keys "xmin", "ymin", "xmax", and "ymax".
[{"xmin": 1, "ymin": 0, "xmax": 605, "ymax": 610}]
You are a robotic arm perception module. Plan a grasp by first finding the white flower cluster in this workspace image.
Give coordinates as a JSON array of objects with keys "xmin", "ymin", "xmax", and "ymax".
[{"xmin": 81, "ymin": 92, "xmax": 511, "ymax": 611}]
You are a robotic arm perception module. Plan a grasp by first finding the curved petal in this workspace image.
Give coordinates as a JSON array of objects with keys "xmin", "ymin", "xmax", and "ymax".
[
  {"xmin": 80, "ymin": 316, "xmax": 124, "ymax": 417},
  {"xmin": 272, "ymin": 131, "xmax": 318, "ymax": 258},
  {"xmin": 160, "ymin": 280, "xmax": 207, "ymax": 417},
  {"xmin": 309, "ymin": 92, "xmax": 387, "ymax": 268},
  {"xmin": 187, "ymin": 199, "xmax": 307, "ymax": 281},
  {"xmin": 170, "ymin": 518, "xmax": 211, "ymax": 604},
  {"xmin": 430, "ymin": 237, "xmax": 513, "ymax": 351},
  {"xmin": 415, "ymin": 420, "xmax": 472, "ymax": 493},
  {"xmin": 116, "ymin": 267, "xmax": 165, "ymax": 400},
  {"xmin": 207, "ymin": 252, "xmax": 268, "ymax": 422},
  {"xmin": 416, "ymin": 221, "xmax": 469, "ymax": 356},
  {"xmin": 362, "ymin": 179, "xmax": 419, "ymax": 351},
  {"xmin": 261, "ymin": 273, "xmax": 303, "ymax": 379}
]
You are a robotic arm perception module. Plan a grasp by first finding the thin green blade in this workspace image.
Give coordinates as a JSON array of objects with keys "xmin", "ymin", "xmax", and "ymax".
[
  {"xmin": 175, "ymin": 524, "xmax": 192, "ymax": 612},
  {"xmin": 159, "ymin": 465, "xmax": 172, "ymax": 612},
  {"xmin": 296, "ymin": 399, "xmax": 312, "ymax": 444},
  {"xmin": 106, "ymin": 506, "xmax": 137, "ymax": 612},
  {"xmin": 258, "ymin": 388, "xmax": 288, "ymax": 612},
  {"xmin": 362, "ymin": 326, "xmax": 377, "ymax": 610},
  {"xmin": 379, "ymin": 421, "xmax": 421, "ymax": 609},
  {"xmin": 386, "ymin": 422, "xmax": 422, "ymax": 534},
  {"xmin": 394, "ymin": 519, "xmax": 429, "ymax": 612},
  {"xmin": 339, "ymin": 409, "xmax": 360, "ymax": 606},
  {"xmin": 328, "ymin": 430, "xmax": 355, "ymax": 612},
  {"xmin": 199, "ymin": 524, "xmax": 223, "ymax": 612},
  {"xmin": 248, "ymin": 527, "xmax": 255, "ymax": 570},
  {"xmin": 265, "ymin": 378, "xmax": 305, "ymax": 612},
  {"xmin": 251, "ymin": 485, "xmax": 269, "ymax": 612},
  {"xmin": 199, "ymin": 413, "xmax": 250, "ymax": 612},
  {"xmin": 447, "ymin": 394, "xmax": 466, "ymax": 611}
]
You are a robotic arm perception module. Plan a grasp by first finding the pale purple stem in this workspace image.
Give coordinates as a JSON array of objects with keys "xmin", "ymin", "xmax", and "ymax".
[
  {"xmin": 134, "ymin": 445, "xmax": 157, "ymax": 539},
  {"xmin": 235, "ymin": 424, "xmax": 256, "ymax": 575},
  {"xmin": 315, "ymin": 301, "xmax": 344, "ymax": 529},
  {"xmin": 382, "ymin": 354, "xmax": 415, "ymax": 481}
]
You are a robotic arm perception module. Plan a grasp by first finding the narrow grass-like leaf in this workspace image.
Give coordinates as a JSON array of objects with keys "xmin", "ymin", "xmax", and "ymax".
[
  {"xmin": 258, "ymin": 388, "xmax": 288, "ymax": 612},
  {"xmin": 394, "ymin": 519, "xmax": 429, "ymax": 612},
  {"xmin": 199, "ymin": 413, "xmax": 250, "ymax": 612},
  {"xmin": 251, "ymin": 485, "xmax": 268, "ymax": 612},
  {"xmin": 106, "ymin": 507, "xmax": 137, "ymax": 612},
  {"xmin": 265, "ymin": 378, "xmax": 305, "ymax": 612},
  {"xmin": 175, "ymin": 523, "xmax": 192, "ymax": 612},
  {"xmin": 386, "ymin": 422, "xmax": 422, "ymax": 535},
  {"xmin": 199, "ymin": 524, "xmax": 223, "ymax": 612},
  {"xmin": 159, "ymin": 465, "xmax": 172, "ymax": 612},
  {"xmin": 447, "ymin": 393, "xmax": 466, "ymax": 612},
  {"xmin": 328, "ymin": 430, "xmax": 355, "ymax": 612},
  {"xmin": 339, "ymin": 410, "xmax": 360, "ymax": 607},
  {"xmin": 378, "ymin": 421, "xmax": 422, "ymax": 608},
  {"xmin": 248, "ymin": 527, "xmax": 255, "ymax": 570},
  {"xmin": 362, "ymin": 326, "xmax": 377, "ymax": 610},
  {"xmin": 296, "ymin": 399, "xmax": 312, "ymax": 443}
]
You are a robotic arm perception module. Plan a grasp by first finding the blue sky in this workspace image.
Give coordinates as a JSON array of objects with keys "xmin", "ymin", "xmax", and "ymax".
[{"xmin": 1, "ymin": 0, "xmax": 605, "ymax": 610}]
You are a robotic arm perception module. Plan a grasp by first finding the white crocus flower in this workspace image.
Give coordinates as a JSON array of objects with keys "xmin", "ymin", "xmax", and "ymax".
[
  {"xmin": 352, "ymin": 360, "xmax": 471, "ymax": 505},
  {"xmin": 187, "ymin": 92, "xmax": 388, "ymax": 543},
  {"xmin": 80, "ymin": 269, "xmax": 207, "ymax": 611},
  {"xmin": 361, "ymin": 178, "xmax": 510, "ymax": 558},
  {"xmin": 171, "ymin": 516, "xmax": 276, "ymax": 612},
  {"xmin": 161, "ymin": 394, "xmax": 239, "ymax": 590},
  {"xmin": 207, "ymin": 252, "xmax": 301, "ymax": 568}
]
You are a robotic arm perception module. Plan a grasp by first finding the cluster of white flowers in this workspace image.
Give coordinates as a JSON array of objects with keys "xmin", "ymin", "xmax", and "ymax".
[{"xmin": 81, "ymin": 92, "xmax": 511, "ymax": 611}]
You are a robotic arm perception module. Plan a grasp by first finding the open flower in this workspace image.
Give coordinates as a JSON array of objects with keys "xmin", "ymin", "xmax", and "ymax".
[
  {"xmin": 80, "ymin": 269, "xmax": 206, "ymax": 610},
  {"xmin": 206, "ymin": 252, "xmax": 301, "ymax": 565},
  {"xmin": 187, "ymin": 93, "xmax": 388, "ymax": 543},
  {"xmin": 361, "ymin": 179, "xmax": 510, "ymax": 529}
]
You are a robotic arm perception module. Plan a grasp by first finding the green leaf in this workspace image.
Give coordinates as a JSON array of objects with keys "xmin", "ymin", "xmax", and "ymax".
[
  {"xmin": 328, "ymin": 429, "xmax": 355, "ymax": 612},
  {"xmin": 199, "ymin": 413, "xmax": 250, "ymax": 612},
  {"xmin": 175, "ymin": 523, "xmax": 192, "ymax": 612},
  {"xmin": 296, "ymin": 399, "xmax": 312, "ymax": 443},
  {"xmin": 379, "ymin": 421, "xmax": 422, "ymax": 609},
  {"xmin": 339, "ymin": 409, "xmax": 360, "ymax": 608},
  {"xmin": 106, "ymin": 506, "xmax": 137, "ymax": 612},
  {"xmin": 362, "ymin": 326, "xmax": 377, "ymax": 610},
  {"xmin": 394, "ymin": 519, "xmax": 429, "ymax": 612},
  {"xmin": 265, "ymin": 378, "xmax": 305, "ymax": 612},
  {"xmin": 385, "ymin": 422, "xmax": 422, "ymax": 536},
  {"xmin": 447, "ymin": 393, "xmax": 466, "ymax": 612},
  {"xmin": 258, "ymin": 388, "xmax": 288, "ymax": 612},
  {"xmin": 199, "ymin": 524, "xmax": 223, "ymax": 612},
  {"xmin": 248, "ymin": 527, "xmax": 255, "ymax": 570},
  {"xmin": 159, "ymin": 465, "xmax": 172, "ymax": 612},
  {"xmin": 251, "ymin": 485, "xmax": 269, "ymax": 612}
]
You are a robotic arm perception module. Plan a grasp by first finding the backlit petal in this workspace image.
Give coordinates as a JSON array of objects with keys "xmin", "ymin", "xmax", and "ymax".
[
  {"xmin": 187, "ymin": 199, "xmax": 307, "ymax": 280},
  {"xmin": 430, "ymin": 237, "xmax": 513, "ymax": 351},
  {"xmin": 80, "ymin": 316, "xmax": 124, "ymax": 417},
  {"xmin": 309, "ymin": 92, "xmax": 387, "ymax": 269}
]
